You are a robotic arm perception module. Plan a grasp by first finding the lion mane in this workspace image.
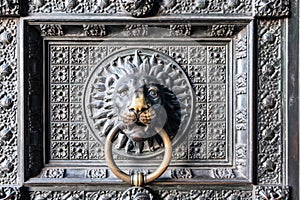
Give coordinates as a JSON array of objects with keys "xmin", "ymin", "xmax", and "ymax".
[{"xmin": 87, "ymin": 49, "xmax": 190, "ymax": 155}]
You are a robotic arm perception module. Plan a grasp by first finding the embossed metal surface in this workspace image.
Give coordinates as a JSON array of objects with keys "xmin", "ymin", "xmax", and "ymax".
[
  {"xmin": 27, "ymin": 22, "xmax": 252, "ymax": 189},
  {"xmin": 0, "ymin": 18, "xmax": 18, "ymax": 186},
  {"xmin": 47, "ymin": 41, "xmax": 234, "ymax": 165},
  {"xmin": 0, "ymin": 0, "xmax": 299, "ymax": 199}
]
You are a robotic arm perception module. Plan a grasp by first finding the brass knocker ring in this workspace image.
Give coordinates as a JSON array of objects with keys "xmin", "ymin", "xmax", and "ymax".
[{"xmin": 105, "ymin": 127, "xmax": 172, "ymax": 187}]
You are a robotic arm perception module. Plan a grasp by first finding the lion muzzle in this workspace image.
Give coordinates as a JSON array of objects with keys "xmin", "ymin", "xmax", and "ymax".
[
  {"xmin": 127, "ymin": 90, "xmax": 154, "ymax": 125},
  {"xmin": 128, "ymin": 90, "xmax": 148, "ymax": 114}
]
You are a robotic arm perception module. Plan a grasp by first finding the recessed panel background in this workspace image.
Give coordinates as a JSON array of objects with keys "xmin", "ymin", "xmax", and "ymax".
[{"xmin": 47, "ymin": 41, "xmax": 231, "ymax": 165}]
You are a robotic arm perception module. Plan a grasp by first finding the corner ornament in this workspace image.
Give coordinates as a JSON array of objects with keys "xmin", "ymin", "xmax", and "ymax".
[{"xmin": 120, "ymin": 0, "xmax": 155, "ymax": 17}]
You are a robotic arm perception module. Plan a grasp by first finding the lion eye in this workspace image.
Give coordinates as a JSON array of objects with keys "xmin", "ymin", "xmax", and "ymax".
[
  {"xmin": 117, "ymin": 85, "xmax": 129, "ymax": 97},
  {"xmin": 120, "ymin": 91, "xmax": 128, "ymax": 96},
  {"xmin": 148, "ymin": 87, "xmax": 159, "ymax": 98}
]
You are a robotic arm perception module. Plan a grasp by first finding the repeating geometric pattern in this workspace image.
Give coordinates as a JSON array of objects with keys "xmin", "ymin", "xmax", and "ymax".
[
  {"xmin": 187, "ymin": 45, "xmax": 228, "ymax": 161},
  {"xmin": 49, "ymin": 44, "xmax": 228, "ymax": 162}
]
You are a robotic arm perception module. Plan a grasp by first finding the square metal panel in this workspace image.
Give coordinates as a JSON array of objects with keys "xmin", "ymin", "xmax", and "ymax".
[
  {"xmin": 19, "ymin": 21, "xmax": 254, "ymax": 184},
  {"xmin": 47, "ymin": 41, "xmax": 231, "ymax": 164},
  {"xmin": 0, "ymin": 0, "xmax": 296, "ymax": 199}
]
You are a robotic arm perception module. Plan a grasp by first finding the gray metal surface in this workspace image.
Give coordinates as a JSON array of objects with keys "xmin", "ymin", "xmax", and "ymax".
[{"xmin": 0, "ymin": 0, "xmax": 298, "ymax": 199}]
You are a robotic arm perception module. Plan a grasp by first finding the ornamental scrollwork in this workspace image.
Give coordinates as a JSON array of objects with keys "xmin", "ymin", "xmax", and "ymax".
[
  {"xmin": 30, "ymin": 191, "xmax": 85, "ymax": 200},
  {"xmin": 40, "ymin": 24, "xmax": 64, "ymax": 37},
  {"xmin": 0, "ymin": 187, "xmax": 20, "ymax": 200},
  {"xmin": 85, "ymin": 169, "xmax": 107, "ymax": 179},
  {"xmin": 255, "ymin": 186, "xmax": 289, "ymax": 200},
  {"xmin": 160, "ymin": 189, "xmax": 252, "ymax": 199},
  {"xmin": 29, "ymin": 0, "xmax": 118, "ymax": 13},
  {"xmin": 212, "ymin": 168, "xmax": 235, "ymax": 179},
  {"xmin": 210, "ymin": 25, "xmax": 235, "ymax": 37},
  {"xmin": 120, "ymin": 0, "xmax": 154, "ymax": 17},
  {"xmin": 0, "ymin": 0, "xmax": 19, "ymax": 15},
  {"xmin": 42, "ymin": 168, "xmax": 65, "ymax": 178},
  {"xmin": 0, "ymin": 62, "xmax": 13, "ymax": 79},
  {"xmin": 83, "ymin": 24, "xmax": 106, "ymax": 37},
  {"xmin": 235, "ymin": 73, "xmax": 247, "ymax": 95},
  {"xmin": 255, "ymin": 0, "xmax": 289, "ymax": 17},
  {"xmin": 236, "ymin": 144, "xmax": 247, "ymax": 166},
  {"xmin": 122, "ymin": 187, "xmax": 153, "ymax": 200},
  {"xmin": 170, "ymin": 24, "xmax": 192, "ymax": 37},
  {"xmin": 26, "ymin": 0, "xmax": 255, "ymax": 15},
  {"xmin": 26, "ymin": 0, "xmax": 292, "ymax": 17},
  {"xmin": 0, "ymin": 127, "xmax": 12, "ymax": 145},
  {"xmin": 0, "ymin": 153, "xmax": 14, "ymax": 176},
  {"xmin": 125, "ymin": 24, "xmax": 148, "ymax": 37},
  {"xmin": 160, "ymin": 0, "xmax": 252, "ymax": 15},
  {"xmin": 27, "ymin": 187, "xmax": 294, "ymax": 199},
  {"xmin": 236, "ymin": 109, "xmax": 247, "ymax": 131},
  {"xmin": 171, "ymin": 168, "xmax": 193, "ymax": 179},
  {"xmin": 257, "ymin": 19, "xmax": 284, "ymax": 185},
  {"xmin": 30, "ymin": 190, "xmax": 122, "ymax": 200},
  {"xmin": 0, "ymin": 18, "xmax": 17, "ymax": 186},
  {"xmin": 28, "ymin": 0, "xmax": 52, "ymax": 13},
  {"xmin": 92, "ymin": 0, "xmax": 118, "ymax": 13},
  {"xmin": 160, "ymin": 0, "xmax": 178, "ymax": 13},
  {"xmin": 236, "ymin": 34, "xmax": 247, "ymax": 59}
]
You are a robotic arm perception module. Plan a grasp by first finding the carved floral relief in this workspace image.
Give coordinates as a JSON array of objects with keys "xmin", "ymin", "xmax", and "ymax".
[{"xmin": 0, "ymin": 18, "xmax": 18, "ymax": 186}]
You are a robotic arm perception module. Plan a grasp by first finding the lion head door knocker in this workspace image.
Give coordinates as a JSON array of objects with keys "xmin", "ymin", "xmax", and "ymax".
[{"xmin": 84, "ymin": 49, "xmax": 194, "ymax": 198}]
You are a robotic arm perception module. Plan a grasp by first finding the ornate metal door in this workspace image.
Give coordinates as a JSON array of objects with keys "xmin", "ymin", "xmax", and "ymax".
[{"xmin": 0, "ymin": 0, "xmax": 299, "ymax": 199}]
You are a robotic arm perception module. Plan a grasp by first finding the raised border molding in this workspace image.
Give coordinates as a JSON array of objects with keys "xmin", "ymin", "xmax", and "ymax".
[
  {"xmin": 0, "ymin": 0, "xmax": 290, "ymax": 18},
  {"xmin": 0, "ymin": 0, "xmax": 298, "ymax": 199}
]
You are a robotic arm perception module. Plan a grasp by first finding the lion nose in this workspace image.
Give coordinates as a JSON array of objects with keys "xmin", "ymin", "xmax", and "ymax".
[{"xmin": 128, "ymin": 92, "xmax": 148, "ymax": 114}]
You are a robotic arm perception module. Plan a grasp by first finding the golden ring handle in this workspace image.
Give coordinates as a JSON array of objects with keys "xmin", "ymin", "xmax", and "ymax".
[{"xmin": 105, "ymin": 126, "xmax": 172, "ymax": 187}]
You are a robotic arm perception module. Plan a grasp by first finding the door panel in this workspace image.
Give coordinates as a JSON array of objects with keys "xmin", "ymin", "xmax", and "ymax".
[{"xmin": 0, "ymin": 0, "xmax": 298, "ymax": 199}]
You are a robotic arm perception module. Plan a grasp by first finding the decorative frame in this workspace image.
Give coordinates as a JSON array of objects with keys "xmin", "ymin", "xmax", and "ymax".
[
  {"xmin": 0, "ymin": 0, "xmax": 296, "ymax": 199},
  {"xmin": 22, "ymin": 22, "xmax": 252, "ymax": 182}
]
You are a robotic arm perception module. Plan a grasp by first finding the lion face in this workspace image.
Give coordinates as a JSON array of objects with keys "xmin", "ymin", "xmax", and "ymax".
[{"xmin": 113, "ymin": 74, "xmax": 167, "ymax": 142}]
